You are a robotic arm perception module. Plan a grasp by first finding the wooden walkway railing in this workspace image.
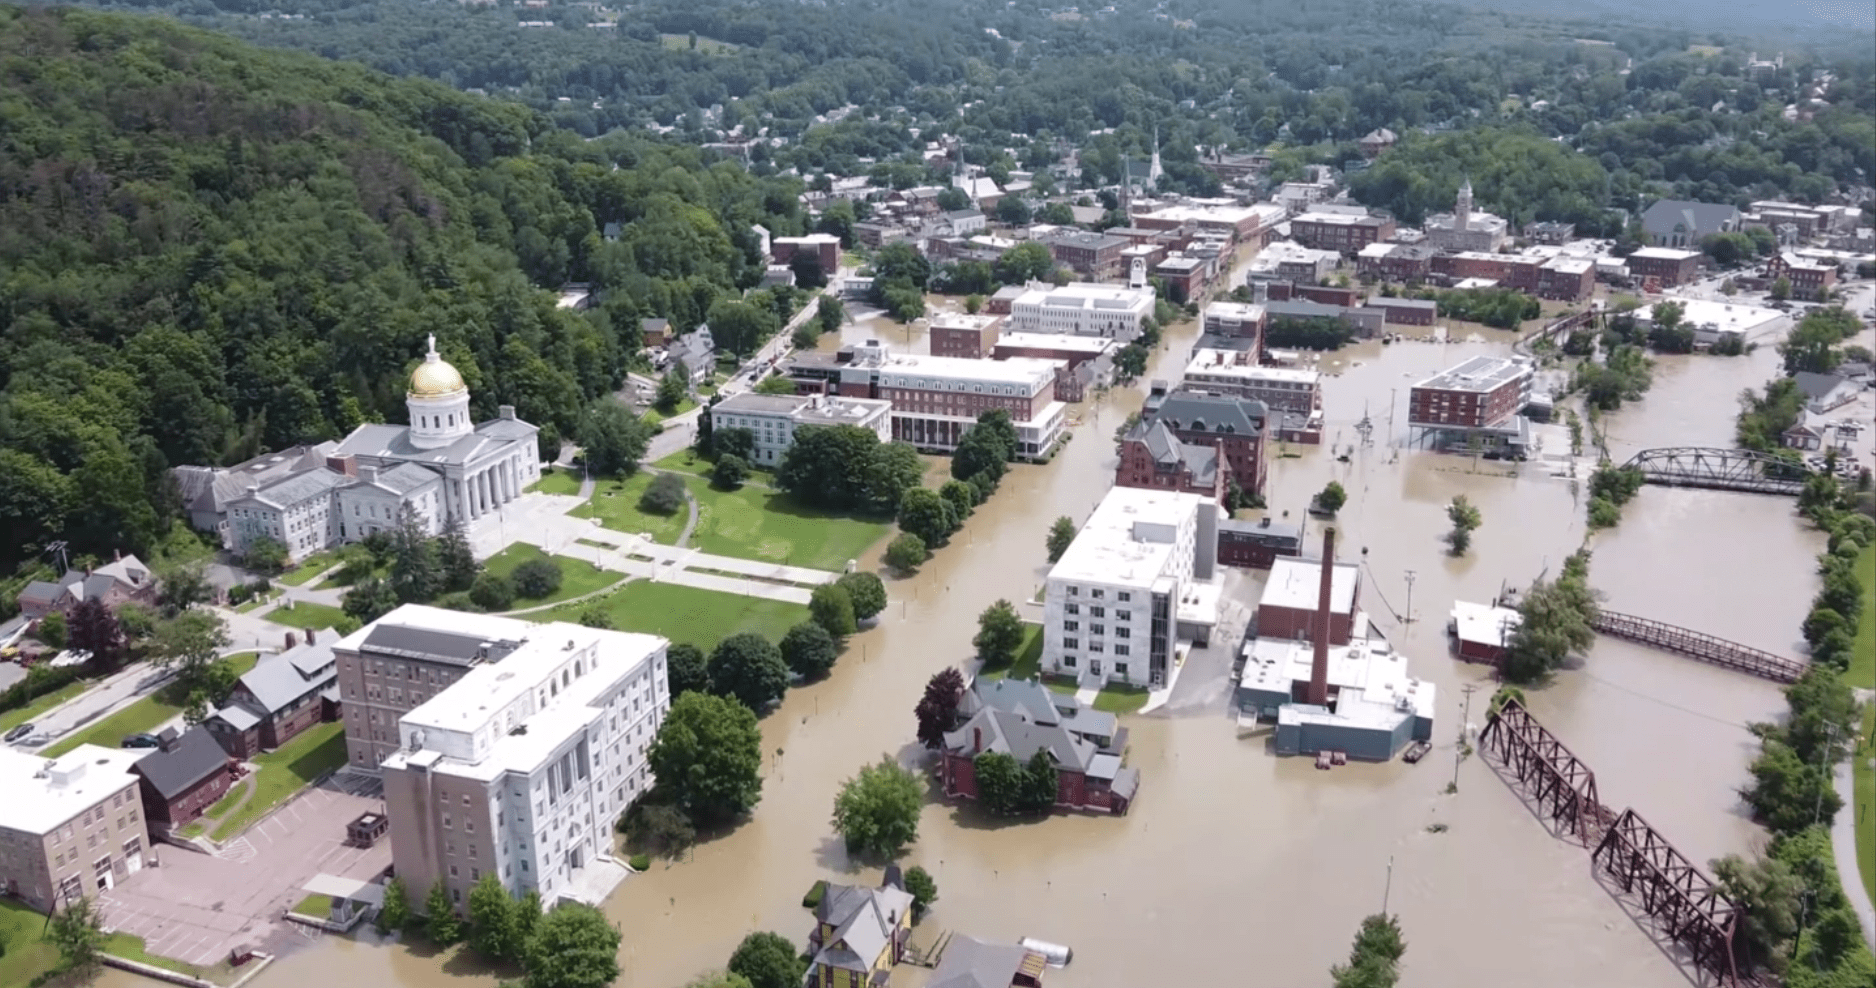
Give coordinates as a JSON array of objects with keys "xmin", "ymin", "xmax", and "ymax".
[{"xmin": 1590, "ymin": 611, "xmax": 1805, "ymax": 683}]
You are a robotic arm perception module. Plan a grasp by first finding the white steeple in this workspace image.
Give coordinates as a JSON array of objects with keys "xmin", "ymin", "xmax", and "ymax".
[{"xmin": 1455, "ymin": 179, "xmax": 1473, "ymax": 231}]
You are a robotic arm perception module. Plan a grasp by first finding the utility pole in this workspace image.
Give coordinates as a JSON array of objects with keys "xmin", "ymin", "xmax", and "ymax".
[
  {"xmin": 1811, "ymin": 723, "xmax": 1839, "ymax": 828},
  {"xmin": 1455, "ymin": 683, "xmax": 1480, "ymax": 787},
  {"xmin": 1403, "ymin": 570, "xmax": 1416, "ymax": 626},
  {"xmin": 1381, "ymin": 855, "xmax": 1395, "ymax": 915}
]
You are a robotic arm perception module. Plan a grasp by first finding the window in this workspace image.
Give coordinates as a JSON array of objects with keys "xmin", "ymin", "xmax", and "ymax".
[
  {"xmin": 1092, "ymin": 624, "xmax": 1105, "ymax": 635},
  {"xmin": 1115, "ymin": 644, "xmax": 1131, "ymax": 656},
  {"xmin": 1063, "ymin": 655, "xmax": 1077, "ymax": 667},
  {"xmin": 1063, "ymin": 638, "xmax": 1079, "ymax": 649},
  {"xmin": 1116, "ymin": 626, "xmax": 1131, "ymax": 639},
  {"xmin": 450, "ymin": 865, "xmax": 459, "ymax": 877},
  {"xmin": 1091, "ymin": 606, "xmax": 1106, "ymax": 618},
  {"xmin": 1092, "ymin": 589, "xmax": 1104, "ymax": 599},
  {"xmin": 1115, "ymin": 662, "xmax": 1130, "ymax": 676},
  {"xmin": 1067, "ymin": 586, "xmax": 1079, "ymax": 596},
  {"xmin": 442, "ymin": 814, "xmax": 452, "ymax": 830},
  {"xmin": 1065, "ymin": 603, "xmax": 1079, "ymax": 615},
  {"xmin": 1063, "ymin": 620, "xmax": 1078, "ymax": 632},
  {"xmin": 1118, "ymin": 591, "xmax": 1132, "ymax": 602},
  {"xmin": 1090, "ymin": 642, "xmax": 1104, "ymax": 652}
]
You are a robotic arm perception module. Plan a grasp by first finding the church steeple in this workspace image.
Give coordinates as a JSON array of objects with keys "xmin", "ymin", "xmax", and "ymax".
[{"xmin": 1455, "ymin": 178, "xmax": 1473, "ymax": 232}]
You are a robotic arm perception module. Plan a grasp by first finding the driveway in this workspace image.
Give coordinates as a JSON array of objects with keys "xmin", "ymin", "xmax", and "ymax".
[
  {"xmin": 99, "ymin": 772, "xmax": 390, "ymax": 967},
  {"xmin": 1156, "ymin": 567, "xmax": 1261, "ymax": 717}
]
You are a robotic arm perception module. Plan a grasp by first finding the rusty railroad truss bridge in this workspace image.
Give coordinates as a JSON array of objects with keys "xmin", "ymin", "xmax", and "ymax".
[
  {"xmin": 1621, "ymin": 447, "xmax": 1810, "ymax": 497},
  {"xmin": 1480, "ymin": 698, "xmax": 1743, "ymax": 986},
  {"xmin": 1590, "ymin": 610, "xmax": 1806, "ymax": 684}
]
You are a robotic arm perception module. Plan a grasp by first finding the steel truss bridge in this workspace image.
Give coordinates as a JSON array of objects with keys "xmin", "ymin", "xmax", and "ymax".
[{"xmin": 1621, "ymin": 447, "xmax": 1808, "ymax": 496}]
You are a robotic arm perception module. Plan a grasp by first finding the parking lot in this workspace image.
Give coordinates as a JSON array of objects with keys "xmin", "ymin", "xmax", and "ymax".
[{"xmin": 99, "ymin": 771, "xmax": 391, "ymax": 967}]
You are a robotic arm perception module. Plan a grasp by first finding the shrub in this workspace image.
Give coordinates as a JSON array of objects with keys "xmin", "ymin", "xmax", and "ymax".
[
  {"xmin": 512, "ymin": 558, "xmax": 563, "ymax": 599},
  {"xmin": 628, "ymin": 854, "xmax": 651, "ymax": 871},
  {"xmin": 640, "ymin": 472, "xmax": 688, "ymax": 514},
  {"xmin": 884, "ymin": 533, "xmax": 928, "ymax": 572},
  {"xmin": 712, "ymin": 454, "xmax": 750, "ymax": 489},
  {"xmin": 470, "ymin": 572, "xmax": 516, "ymax": 611},
  {"xmin": 801, "ymin": 880, "xmax": 828, "ymax": 908}
]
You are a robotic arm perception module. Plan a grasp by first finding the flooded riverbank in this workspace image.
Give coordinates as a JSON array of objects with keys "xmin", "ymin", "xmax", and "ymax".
[{"xmin": 101, "ymin": 313, "xmax": 1819, "ymax": 988}]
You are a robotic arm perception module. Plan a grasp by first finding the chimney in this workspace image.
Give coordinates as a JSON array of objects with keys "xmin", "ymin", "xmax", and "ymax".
[
  {"xmin": 285, "ymin": 631, "xmax": 297, "ymax": 651},
  {"xmin": 306, "ymin": 628, "xmax": 317, "ymax": 645},
  {"xmin": 500, "ymin": 405, "xmax": 517, "ymax": 420},
  {"xmin": 1305, "ymin": 528, "xmax": 1335, "ymax": 707},
  {"xmin": 361, "ymin": 464, "xmax": 379, "ymax": 484},
  {"xmin": 973, "ymin": 727, "xmax": 982, "ymax": 753}
]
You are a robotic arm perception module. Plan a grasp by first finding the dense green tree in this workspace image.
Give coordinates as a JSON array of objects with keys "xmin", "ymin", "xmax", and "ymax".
[
  {"xmin": 667, "ymin": 642, "xmax": 711, "ymax": 696},
  {"xmin": 832, "ymin": 756, "xmax": 925, "ymax": 857},
  {"xmin": 898, "ymin": 488, "xmax": 958, "ymax": 549},
  {"xmin": 777, "ymin": 425, "xmax": 915, "ymax": 513},
  {"xmin": 467, "ymin": 874, "xmax": 522, "ymax": 963},
  {"xmin": 648, "ymin": 691, "xmax": 764, "ymax": 824},
  {"xmin": 973, "ymin": 599, "xmax": 1024, "ymax": 669},
  {"xmin": 390, "ymin": 516, "xmax": 443, "ymax": 604},
  {"xmin": 1445, "ymin": 495, "xmax": 1481, "ymax": 556},
  {"xmin": 1501, "ymin": 551, "xmax": 1598, "ymax": 684},
  {"xmin": 836, "ymin": 572, "xmax": 887, "ymax": 622},
  {"xmin": 712, "ymin": 454, "xmax": 751, "ymax": 489},
  {"xmin": 578, "ymin": 400, "xmax": 654, "ymax": 477},
  {"xmin": 972, "ymin": 751, "xmax": 1025, "ymax": 816},
  {"xmin": 1316, "ymin": 482, "xmax": 1347, "ymax": 514},
  {"xmin": 708, "ymin": 632, "xmax": 790, "ymax": 711},
  {"xmin": 437, "ymin": 519, "xmax": 479, "ymax": 594},
  {"xmin": 377, "ymin": 876, "xmax": 412, "ymax": 933},
  {"xmin": 34, "ymin": 610, "xmax": 67, "ymax": 650},
  {"xmin": 707, "ymin": 302, "xmax": 781, "ymax": 361},
  {"xmin": 640, "ymin": 472, "xmax": 689, "ymax": 514},
  {"xmin": 470, "ymin": 572, "xmax": 517, "ymax": 611},
  {"xmin": 1779, "ymin": 308, "xmax": 1859, "ymax": 376},
  {"xmin": 525, "ymin": 903, "xmax": 621, "ymax": 988},
  {"xmin": 815, "ymin": 296, "xmax": 846, "ymax": 336},
  {"xmin": 656, "ymin": 366, "xmax": 690, "ymax": 412},
  {"xmin": 1020, "ymin": 749, "xmax": 1059, "ymax": 813},
  {"xmin": 512, "ymin": 558, "xmax": 563, "ymax": 599},
  {"xmin": 424, "ymin": 881, "xmax": 461, "ymax": 944},
  {"xmin": 780, "ymin": 620, "xmax": 839, "ymax": 679},
  {"xmin": 46, "ymin": 898, "xmax": 105, "ymax": 975},
  {"xmin": 727, "ymin": 932, "xmax": 806, "ymax": 988},
  {"xmin": 343, "ymin": 575, "xmax": 399, "ymax": 623},
  {"xmin": 904, "ymin": 866, "xmax": 938, "ymax": 915},
  {"xmin": 938, "ymin": 480, "xmax": 978, "ymax": 524},
  {"xmin": 1741, "ymin": 740, "xmax": 1841, "ymax": 836},
  {"xmin": 994, "ymin": 241, "xmax": 1054, "ymax": 285},
  {"xmin": 809, "ymin": 583, "xmax": 857, "ymax": 638},
  {"xmin": 1046, "ymin": 516, "xmax": 1077, "ymax": 562},
  {"xmin": 1330, "ymin": 913, "xmax": 1406, "ymax": 988},
  {"xmin": 714, "ymin": 428, "xmax": 757, "ymax": 463},
  {"xmin": 885, "ymin": 533, "xmax": 928, "ymax": 572},
  {"xmin": 994, "ymin": 195, "xmax": 1033, "ymax": 225},
  {"xmin": 244, "ymin": 537, "xmax": 289, "ymax": 574}
]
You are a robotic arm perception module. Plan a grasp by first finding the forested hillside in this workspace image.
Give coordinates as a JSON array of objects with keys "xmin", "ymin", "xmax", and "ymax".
[{"xmin": 0, "ymin": 5, "xmax": 807, "ymax": 570}]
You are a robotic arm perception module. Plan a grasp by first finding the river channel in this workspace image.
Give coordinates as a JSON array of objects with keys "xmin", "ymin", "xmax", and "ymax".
[{"xmin": 99, "ymin": 308, "xmax": 1821, "ymax": 988}]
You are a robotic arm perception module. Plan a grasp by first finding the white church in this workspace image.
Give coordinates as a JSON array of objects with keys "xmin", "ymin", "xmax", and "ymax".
[{"xmin": 177, "ymin": 336, "xmax": 543, "ymax": 564}]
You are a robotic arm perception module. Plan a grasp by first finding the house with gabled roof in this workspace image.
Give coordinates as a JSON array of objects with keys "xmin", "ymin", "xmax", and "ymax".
[
  {"xmin": 940, "ymin": 677, "xmax": 1138, "ymax": 815},
  {"xmin": 1114, "ymin": 420, "xmax": 1226, "ymax": 500},
  {"xmin": 131, "ymin": 726, "xmax": 237, "ymax": 830},
  {"xmin": 205, "ymin": 639, "xmax": 340, "ymax": 759},
  {"xmin": 807, "ymin": 868, "xmax": 915, "ymax": 987},
  {"xmin": 17, "ymin": 553, "xmax": 158, "ymax": 621}
]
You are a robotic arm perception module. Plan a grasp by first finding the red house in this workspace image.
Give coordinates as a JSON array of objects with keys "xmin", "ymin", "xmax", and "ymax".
[
  {"xmin": 940, "ymin": 678, "xmax": 1138, "ymax": 815},
  {"xmin": 205, "ymin": 640, "xmax": 339, "ymax": 759},
  {"xmin": 1114, "ymin": 421, "xmax": 1226, "ymax": 500},
  {"xmin": 132, "ymin": 727, "xmax": 237, "ymax": 830},
  {"xmin": 1450, "ymin": 601, "xmax": 1522, "ymax": 667}
]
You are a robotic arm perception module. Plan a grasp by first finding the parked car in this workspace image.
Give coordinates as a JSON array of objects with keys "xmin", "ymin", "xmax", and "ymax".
[
  {"xmin": 4, "ymin": 723, "xmax": 33, "ymax": 743},
  {"xmin": 121, "ymin": 733, "xmax": 161, "ymax": 749},
  {"xmin": 22, "ymin": 733, "xmax": 52, "ymax": 747}
]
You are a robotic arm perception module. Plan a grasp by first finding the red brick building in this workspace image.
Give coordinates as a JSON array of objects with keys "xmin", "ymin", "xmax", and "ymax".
[
  {"xmin": 1535, "ymin": 258, "xmax": 1596, "ymax": 302},
  {"xmin": 1364, "ymin": 297, "xmax": 1437, "ymax": 326},
  {"xmin": 1140, "ymin": 389, "xmax": 1269, "ymax": 497},
  {"xmin": 1356, "ymin": 243, "xmax": 1435, "ymax": 283},
  {"xmin": 1042, "ymin": 230, "xmax": 1129, "ymax": 281},
  {"xmin": 929, "ymin": 313, "xmax": 1003, "ymax": 359},
  {"xmin": 1115, "ymin": 421, "xmax": 1226, "ymax": 500},
  {"xmin": 940, "ymin": 681, "xmax": 1138, "ymax": 816},
  {"xmin": 1624, "ymin": 247, "xmax": 1701, "ymax": 287},
  {"xmin": 770, "ymin": 234, "xmax": 841, "ymax": 273},
  {"xmin": 1765, "ymin": 252, "xmax": 1838, "ymax": 294},
  {"xmin": 132, "ymin": 727, "xmax": 237, "ymax": 829},
  {"xmin": 1256, "ymin": 556, "xmax": 1360, "ymax": 644},
  {"xmin": 1289, "ymin": 210, "xmax": 1397, "ymax": 254},
  {"xmin": 1432, "ymin": 252, "xmax": 1541, "ymax": 292},
  {"xmin": 1408, "ymin": 355, "xmax": 1533, "ymax": 430},
  {"xmin": 990, "ymin": 332, "xmax": 1116, "ymax": 403},
  {"xmin": 1216, "ymin": 517, "xmax": 1303, "ymax": 570},
  {"xmin": 1265, "ymin": 282, "xmax": 1363, "ymax": 308},
  {"xmin": 1450, "ymin": 601, "xmax": 1522, "ymax": 667},
  {"xmin": 15, "ymin": 553, "xmax": 158, "ymax": 621}
]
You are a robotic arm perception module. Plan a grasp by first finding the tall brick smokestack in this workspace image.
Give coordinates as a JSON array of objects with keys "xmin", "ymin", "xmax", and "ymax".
[{"xmin": 1305, "ymin": 527, "xmax": 1336, "ymax": 706}]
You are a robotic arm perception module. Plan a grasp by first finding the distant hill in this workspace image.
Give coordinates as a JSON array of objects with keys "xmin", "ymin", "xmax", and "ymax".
[
  {"xmin": 1421, "ymin": 0, "xmax": 1874, "ymax": 47},
  {"xmin": 0, "ymin": 5, "xmax": 802, "ymax": 571}
]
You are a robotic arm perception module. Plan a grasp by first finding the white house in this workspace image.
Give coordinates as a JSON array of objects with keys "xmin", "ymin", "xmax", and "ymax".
[{"xmin": 709, "ymin": 392, "xmax": 893, "ymax": 466}]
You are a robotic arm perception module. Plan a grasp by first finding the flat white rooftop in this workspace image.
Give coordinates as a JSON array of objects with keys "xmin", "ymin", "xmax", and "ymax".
[
  {"xmin": 1629, "ymin": 246, "xmax": 1701, "ymax": 261},
  {"xmin": 1204, "ymin": 302, "xmax": 1266, "ymax": 323},
  {"xmin": 1414, "ymin": 355, "xmax": 1532, "ymax": 394},
  {"xmin": 1261, "ymin": 556, "xmax": 1359, "ymax": 614},
  {"xmin": 878, "ymin": 353, "xmax": 1062, "ymax": 387},
  {"xmin": 1451, "ymin": 600, "xmax": 1522, "ymax": 648},
  {"xmin": 1049, "ymin": 486, "xmax": 1216, "ymax": 587},
  {"xmin": 1648, "ymin": 298, "xmax": 1784, "ymax": 337},
  {"xmin": 0, "ymin": 745, "xmax": 144, "ymax": 835},
  {"xmin": 1240, "ymin": 629, "xmax": 1438, "ymax": 728},
  {"xmin": 930, "ymin": 312, "xmax": 1003, "ymax": 332},
  {"xmin": 1185, "ymin": 350, "xmax": 1320, "ymax": 384},
  {"xmin": 993, "ymin": 332, "xmax": 1117, "ymax": 354},
  {"xmin": 1012, "ymin": 283, "xmax": 1154, "ymax": 312}
]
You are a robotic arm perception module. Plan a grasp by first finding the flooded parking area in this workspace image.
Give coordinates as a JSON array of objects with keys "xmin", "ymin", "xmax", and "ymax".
[{"xmin": 101, "ymin": 311, "xmax": 1827, "ymax": 988}]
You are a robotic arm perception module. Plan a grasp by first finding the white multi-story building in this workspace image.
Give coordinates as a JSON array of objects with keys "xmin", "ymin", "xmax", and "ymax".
[
  {"xmin": 1425, "ymin": 181, "xmax": 1509, "ymax": 253},
  {"xmin": 709, "ymin": 392, "xmax": 894, "ymax": 466},
  {"xmin": 211, "ymin": 335, "xmax": 541, "ymax": 564},
  {"xmin": 1181, "ymin": 348, "xmax": 1323, "ymax": 414},
  {"xmin": 1007, "ymin": 282, "xmax": 1155, "ymax": 341},
  {"xmin": 0, "ymin": 746, "xmax": 149, "ymax": 913},
  {"xmin": 379, "ymin": 608, "xmax": 670, "ymax": 911},
  {"xmin": 874, "ymin": 353, "xmax": 1068, "ymax": 457},
  {"xmin": 1042, "ymin": 487, "xmax": 1220, "ymax": 689}
]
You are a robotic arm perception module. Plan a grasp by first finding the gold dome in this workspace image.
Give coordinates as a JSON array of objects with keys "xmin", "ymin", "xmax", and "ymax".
[{"xmin": 409, "ymin": 358, "xmax": 466, "ymax": 397}]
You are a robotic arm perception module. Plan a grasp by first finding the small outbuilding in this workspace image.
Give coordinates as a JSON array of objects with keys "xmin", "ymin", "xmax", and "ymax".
[
  {"xmin": 132, "ymin": 726, "xmax": 237, "ymax": 829},
  {"xmin": 1449, "ymin": 600, "xmax": 1522, "ymax": 667}
]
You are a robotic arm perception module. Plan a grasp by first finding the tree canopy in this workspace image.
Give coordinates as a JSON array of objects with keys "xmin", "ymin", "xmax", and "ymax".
[{"xmin": 648, "ymin": 691, "xmax": 765, "ymax": 825}]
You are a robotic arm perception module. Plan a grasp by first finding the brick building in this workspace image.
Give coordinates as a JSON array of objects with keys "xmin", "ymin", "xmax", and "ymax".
[
  {"xmin": 1216, "ymin": 517, "xmax": 1304, "ymax": 570},
  {"xmin": 1041, "ymin": 230, "xmax": 1130, "ymax": 281},
  {"xmin": 1115, "ymin": 421, "xmax": 1226, "ymax": 500},
  {"xmin": 1201, "ymin": 302, "xmax": 1267, "ymax": 358},
  {"xmin": 206, "ymin": 639, "xmax": 339, "ymax": 759},
  {"xmin": 1140, "ymin": 388, "xmax": 1270, "ymax": 495},
  {"xmin": 1535, "ymin": 257, "xmax": 1596, "ymax": 301},
  {"xmin": 876, "ymin": 354, "xmax": 1067, "ymax": 457},
  {"xmin": 1408, "ymin": 355, "xmax": 1534, "ymax": 430},
  {"xmin": 941, "ymin": 679, "xmax": 1138, "ymax": 815},
  {"xmin": 1256, "ymin": 556, "xmax": 1361, "ymax": 644},
  {"xmin": 1765, "ymin": 252, "xmax": 1838, "ymax": 294},
  {"xmin": 1363, "ymin": 297, "xmax": 1437, "ymax": 326},
  {"xmin": 990, "ymin": 332, "xmax": 1116, "ymax": 402},
  {"xmin": 1266, "ymin": 282, "xmax": 1361, "ymax": 308},
  {"xmin": 1355, "ymin": 242, "xmax": 1435, "ymax": 283},
  {"xmin": 929, "ymin": 313, "xmax": 1004, "ymax": 359},
  {"xmin": 1289, "ymin": 209, "xmax": 1397, "ymax": 254},
  {"xmin": 1624, "ymin": 247, "xmax": 1701, "ymax": 287},
  {"xmin": 770, "ymin": 234, "xmax": 841, "ymax": 272}
]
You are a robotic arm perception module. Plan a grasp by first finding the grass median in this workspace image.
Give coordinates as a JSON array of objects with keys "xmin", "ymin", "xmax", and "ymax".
[
  {"xmin": 278, "ymin": 550, "xmax": 340, "ymax": 587},
  {"xmin": 0, "ymin": 680, "xmax": 88, "ymax": 732},
  {"xmin": 526, "ymin": 466, "xmax": 585, "ymax": 496},
  {"xmin": 43, "ymin": 654, "xmax": 258, "ymax": 758},
  {"xmin": 1851, "ymin": 543, "xmax": 1874, "ymax": 907},
  {"xmin": 211, "ymin": 721, "xmax": 347, "ymax": 842},
  {"xmin": 683, "ymin": 476, "xmax": 888, "ymax": 572},
  {"xmin": 265, "ymin": 601, "xmax": 349, "ymax": 631}
]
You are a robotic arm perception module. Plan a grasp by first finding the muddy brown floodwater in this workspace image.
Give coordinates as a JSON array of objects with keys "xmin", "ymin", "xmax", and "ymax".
[{"xmin": 100, "ymin": 315, "xmax": 1819, "ymax": 988}]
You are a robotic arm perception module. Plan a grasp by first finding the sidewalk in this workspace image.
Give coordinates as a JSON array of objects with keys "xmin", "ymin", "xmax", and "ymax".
[{"xmin": 1830, "ymin": 758, "xmax": 1876, "ymax": 947}]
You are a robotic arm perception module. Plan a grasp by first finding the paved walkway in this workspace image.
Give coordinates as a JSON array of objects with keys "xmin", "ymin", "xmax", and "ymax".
[{"xmin": 1832, "ymin": 749, "xmax": 1876, "ymax": 946}]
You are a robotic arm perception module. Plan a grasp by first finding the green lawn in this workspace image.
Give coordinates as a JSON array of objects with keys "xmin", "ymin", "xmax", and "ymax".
[
  {"xmin": 278, "ymin": 550, "xmax": 341, "ymax": 586},
  {"xmin": 1093, "ymin": 684, "xmax": 1151, "ymax": 715},
  {"xmin": 978, "ymin": 624, "xmax": 1045, "ymax": 682},
  {"xmin": 527, "ymin": 466, "xmax": 586, "ymax": 496},
  {"xmin": 1851, "ymin": 544, "xmax": 1875, "ymax": 908},
  {"xmin": 43, "ymin": 691, "xmax": 184, "ymax": 758},
  {"xmin": 0, "ymin": 680, "xmax": 88, "ymax": 732},
  {"xmin": 643, "ymin": 397, "xmax": 697, "ymax": 425},
  {"xmin": 483, "ymin": 544, "xmax": 623, "ymax": 607},
  {"xmin": 211, "ymin": 722, "xmax": 347, "ymax": 842},
  {"xmin": 293, "ymin": 893, "xmax": 332, "ymax": 920},
  {"xmin": 684, "ymin": 477, "xmax": 888, "ymax": 572},
  {"xmin": 654, "ymin": 450, "xmax": 716, "ymax": 479},
  {"xmin": 0, "ymin": 897, "xmax": 60, "ymax": 986},
  {"xmin": 102, "ymin": 932, "xmax": 206, "ymax": 978},
  {"xmin": 570, "ymin": 472, "xmax": 692, "ymax": 545},
  {"xmin": 538, "ymin": 581, "xmax": 807, "ymax": 652},
  {"xmin": 265, "ymin": 601, "xmax": 349, "ymax": 631}
]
